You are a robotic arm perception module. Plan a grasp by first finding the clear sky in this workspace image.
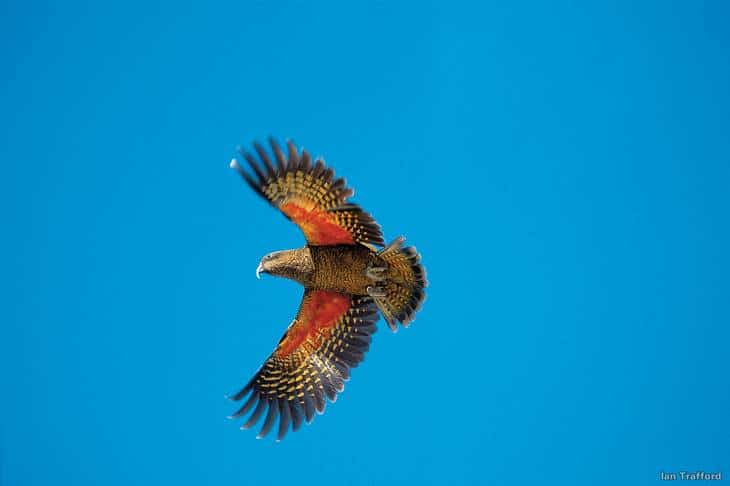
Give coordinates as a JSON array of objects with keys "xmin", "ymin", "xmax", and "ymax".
[{"xmin": 3, "ymin": 2, "xmax": 729, "ymax": 485}]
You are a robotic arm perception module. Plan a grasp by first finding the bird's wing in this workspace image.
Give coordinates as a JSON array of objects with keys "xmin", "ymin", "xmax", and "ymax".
[
  {"xmin": 231, "ymin": 138, "xmax": 384, "ymax": 246},
  {"xmin": 228, "ymin": 290, "xmax": 378, "ymax": 440}
]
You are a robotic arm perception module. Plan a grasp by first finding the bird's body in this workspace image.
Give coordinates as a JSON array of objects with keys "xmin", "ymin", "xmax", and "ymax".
[
  {"xmin": 227, "ymin": 138, "xmax": 427, "ymax": 440},
  {"xmin": 309, "ymin": 244, "xmax": 377, "ymax": 293},
  {"xmin": 263, "ymin": 245, "xmax": 381, "ymax": 293}
]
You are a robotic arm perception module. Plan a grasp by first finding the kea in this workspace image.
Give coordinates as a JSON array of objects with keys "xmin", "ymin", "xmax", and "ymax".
[{"xmin": 227, "ymin": 138, "xmax": 427, "ymax": 440}]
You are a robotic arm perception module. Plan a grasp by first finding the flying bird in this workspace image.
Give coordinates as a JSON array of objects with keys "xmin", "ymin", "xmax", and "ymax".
[{"xmin": 227, "ymin": 138, "xmax": 427, "ymax": 440}]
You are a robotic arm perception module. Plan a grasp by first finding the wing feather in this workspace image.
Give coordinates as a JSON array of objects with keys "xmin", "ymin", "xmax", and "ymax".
[
  {"xmin": 257, "ymin": 398, "xmax": 279, "ymax": 439},
  {"xmin": 232, "ymin": 139, "xmax": 384, "ymax": 246},
  {"xmin": 228, "ymin": 290, "xmax": 378, "ymax": 439}
]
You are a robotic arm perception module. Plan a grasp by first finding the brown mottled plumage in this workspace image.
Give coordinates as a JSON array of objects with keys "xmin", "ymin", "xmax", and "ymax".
[{"xmin": 227, "ymin": 138, "xmax": 427, "ymax": 441}]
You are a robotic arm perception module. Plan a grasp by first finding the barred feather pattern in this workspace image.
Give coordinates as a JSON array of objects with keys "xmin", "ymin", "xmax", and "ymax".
[
  {"xmin": 375, "ymin": 237, "xmax": 428, "ymax": 331},
  {"xmin": 232, "ymin": 138, "xmax": 384, "ymax": 246},
  {"xmin": 228, "ymin": 292, "xmax": 378, "ymax": 441}
]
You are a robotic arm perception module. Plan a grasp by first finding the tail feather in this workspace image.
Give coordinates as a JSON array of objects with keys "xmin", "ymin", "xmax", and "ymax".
[{"xmin": 374, "ymin": 236, "xmax": 427, "ymax": 331}]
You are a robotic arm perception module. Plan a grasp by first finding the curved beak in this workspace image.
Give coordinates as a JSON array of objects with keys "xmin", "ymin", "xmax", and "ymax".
[{"xmin": 255, "ymin": 262, "xmax": 264, "ymax": 280}]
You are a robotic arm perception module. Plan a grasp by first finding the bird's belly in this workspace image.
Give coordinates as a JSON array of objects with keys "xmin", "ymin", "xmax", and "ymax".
[{"xmin": 309, "ymin": 246, "xmax": 374, "ymax": 295}]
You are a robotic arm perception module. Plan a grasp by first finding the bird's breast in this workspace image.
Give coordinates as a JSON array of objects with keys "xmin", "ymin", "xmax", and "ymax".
[{"xmin": 308, "ymin": 245, "xmax": 376, "ymax": 295}]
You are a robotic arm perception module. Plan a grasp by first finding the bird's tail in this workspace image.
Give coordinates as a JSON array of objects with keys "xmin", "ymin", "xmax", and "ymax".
[{"xmin": 369, "ymin": 236, "xmax": 427, "ymax": 331}]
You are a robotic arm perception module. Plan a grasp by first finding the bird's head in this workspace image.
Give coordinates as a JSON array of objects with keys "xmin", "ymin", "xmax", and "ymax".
[
  {"xmin": 255, "ymin": 248, "xmax": 313, "ymax": 284},
  {"xmin": 255, "ymin": 250, "xmax": 288, "ymax": 279}
]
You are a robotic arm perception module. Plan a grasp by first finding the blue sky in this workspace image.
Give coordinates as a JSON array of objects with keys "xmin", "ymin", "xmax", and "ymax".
[{"xmin": 3, "ymin": 2, "xmax": 729, "ymax": 485}]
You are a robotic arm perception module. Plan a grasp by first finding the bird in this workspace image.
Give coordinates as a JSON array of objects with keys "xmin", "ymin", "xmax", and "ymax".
[{"xmin": 226, "ymin": 138, "xmax": 427, "ymax": 441}]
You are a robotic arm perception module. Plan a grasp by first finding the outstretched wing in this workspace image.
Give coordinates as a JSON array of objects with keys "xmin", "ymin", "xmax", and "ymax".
[
  {"xmin": 231, "ymin": 138, "xmax": 384, "ymax": 246},
  {"xmin": 228, "ymin": 290, "xmax": 378, "ymax": 440}
]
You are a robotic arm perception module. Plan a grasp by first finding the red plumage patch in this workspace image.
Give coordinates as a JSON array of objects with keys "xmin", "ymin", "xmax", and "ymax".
[
  {"xmin": 276, "ymin": 290, "xmax": 351, "ymax": 358},
  {"xmin": 280, "ymin": 202, "xmax": 355, "ymax": 245}
]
